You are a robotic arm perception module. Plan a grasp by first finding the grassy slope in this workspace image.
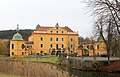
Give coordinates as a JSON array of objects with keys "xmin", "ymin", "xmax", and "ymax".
[
  {"xmin": 8, "ymin": 56, "xmax": 59, "ymax": 64},
  {"xmin": 0, "ymin": 74, "xmax": 20, "ymax": 77}
]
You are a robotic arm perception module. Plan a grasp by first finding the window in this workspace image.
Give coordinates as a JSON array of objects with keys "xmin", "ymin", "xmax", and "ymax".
[
  {"xmin": 62, "ymin": 44, "xmax": 64, "ymax": 48},
  {"xmin": 89, "ymin": 45, "xmax": 93, "ymax": 50},
  {"xmin": 22, "ymin": 52, "xmax": 24, "ymax": 55},
  {"xmin": 37, "ymin": 53, "xmax": 39, "ymax": 55},
  {"xmin": 50, "ymin": 31, "xmax": 53, "ymax": 33},
  {"xmin": 21, "ymin": 44, "xmax": 25, "ymax": 49},
  {"xmin": 27, "ymin": 45, "xmax": 32, "ymax": 48},
  {"xmin": 50, "ymin": 44, "xmax": 53, "ymax": 48},
  {"xmin": 62, "ymin": 38, "xmax": 64, "ymax": 41},
  {"xmin": 40, "ymin": 51, "xmax": 43, "ymax": 54},
  {"xmin": 56, "ymin": 31, "xmax": 58, "ymax": 33},
  {"xmin": 71, "ymin": 38, "xmax": 73, "ymax": 41},
  {"xmin": 97, "ymin": 45, "xmax": 100, "ymax": 49},
  {"xmin": 78, "ymin": 45, "xmax": 83, "ymax": 50},
  {"xmin": 12, "ymin": 44, "xmax": 14, "ymax": 49},
  {"xmin": 50, "ymin": 37, "xmax": 53, "ymax": 41},
  {"xmin": 12, "ymin": 52, "xmax": 14, "ymax": 55},
  {"xmin": 56, "ymin": 38, "xmax": 58, "ymax": 41},
  {"xmin": 71, "ymin": 44, "xmax": 73, "ymax": 48},
  {"xmin": 62, "ymin": 31, "xmax": 64, "ymax": 33},
  {"xmin": 40, "ymin": 44, "xmax": 43, "ymax": 48},
  {"xmin": 87, "ymin": 45, "xmax": 93, "ymax": 50},
  {"xmin": 40, "ymin": 37, "xmax": 43, "ymax": 41},
  {"xmin": 56, "ymin": 44, "xmax": 58, "ymax": 49},
  {"xmin": 87, "ymin": 45, "xmax": 89, "ymax": 49}
]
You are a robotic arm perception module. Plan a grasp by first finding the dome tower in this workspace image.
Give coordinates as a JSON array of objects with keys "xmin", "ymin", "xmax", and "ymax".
[{"xmin": 10, "ymin": 24, "xmax": 26, "ymax": 57}]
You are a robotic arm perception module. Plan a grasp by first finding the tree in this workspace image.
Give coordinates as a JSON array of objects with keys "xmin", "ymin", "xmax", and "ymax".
[
  {"xmin": 85, "ymin": 0, "xmax": 120, "ymax": 63},
  {"xmin": 85, "ymin": 0, "xmax": 120, "ymax": 34},
  {"xmin": 84, "ymin": 37, "xmax": 91, "ymax": 42},
  {"xmin": 78, "ymin": 36, "xmax": 85, "ymax": 44},
  {"xmin": 66, "ymin": 37, "xmax": 78, "ymax": 55},
  {"xmin": 0, "ymin": 39, "xmax": 8, "ymax": 55}
]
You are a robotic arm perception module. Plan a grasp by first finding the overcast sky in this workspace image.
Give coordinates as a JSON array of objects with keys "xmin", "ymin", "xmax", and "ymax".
[{"xmin": 0, "ymin": 0, "xmax": 93, "ymax": 37}]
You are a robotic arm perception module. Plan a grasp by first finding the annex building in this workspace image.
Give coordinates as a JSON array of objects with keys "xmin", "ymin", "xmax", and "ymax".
[
  {"xmin": 77, "ymin": 36, "xmax": 107, "ymax": 56},
  {"xmin": 10, "ymin": 23, "xmax": 79, "ymax": 57}
]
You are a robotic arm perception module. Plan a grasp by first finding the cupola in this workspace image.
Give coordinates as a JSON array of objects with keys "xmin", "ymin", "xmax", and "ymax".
[{"xmin": 12, "ymin": 24, "xmax": 23, "ymax": 40}]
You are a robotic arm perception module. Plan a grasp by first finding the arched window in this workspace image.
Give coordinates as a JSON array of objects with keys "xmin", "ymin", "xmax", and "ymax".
[
  {"xmin": 78, "ymin": 45, "xmax": 83, "ymax": 50},
  {"xmin": 87, "ymin": 45, "xmax": 93, "ymax": 50},
  {"xmin": 97, "ymin": 45, "xmax": 100, "ymax": 49},
  {"xmin": 12, "ymin": 44, "xmax": 14, "ymax": 49},
  {"xmin": 71, "ymin": 38, "xmax": 73, "ymax": 41},
  {"xmin": 40, "ymin": 44, "xmax": 43, "ymax": 48},
  {"xmin": 56, "ymin": 38, "xmax": 58, "ymax": 41},
  {"xmin": 21, "ymin": 44, "xmax": 25, "ymax": 49},
  {"xmin": 71, "ymin": 44, "xmax": 73, "ymax": 48},
  {"xmin": 62, "ymin": 44, "xmax": 64, "ymax": 48},
  {"xmin": 62, "ymin": 38, "xmax": 64, "ymax": 41},
  {"xmin": 40, "ymin": 37, "xmax": 43, "ymax": 41},
  {"xmin": 89, "ymin": 45, "xmax": 93, "ymax": 50},
  {"xmin": 12, "ymin": 52, "xmax": 14, "ymax": 55},
  {"xmin": 50, "ymin": 37, "xmax": 53, "ymax": 41},
  {"xmin": 50, "ymin": 44, "xmax": 52, "ymax": 48},
  {"xmin": 22, "ymin": 52, "xmax": 24, "ymax": 55},
  {"xmin": 87, "ymin": 45, "xmax": 89, "ymax": 49},
  {"xmin": 56, "ymin": 44, "xmax": 58, "ymax": 49}
]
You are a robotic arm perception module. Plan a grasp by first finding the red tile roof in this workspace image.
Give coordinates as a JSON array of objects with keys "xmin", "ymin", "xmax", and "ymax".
[
  {"xmin": 35, "ymin": 24, "xmax": 73, "ymax": 32},
  {"xmin": 79, "ymin": 41, "xmax": 95, "ymax": 44},
  {"xmin": 25, "ymin": 41, "xmax": 34, "ymax": 44}
]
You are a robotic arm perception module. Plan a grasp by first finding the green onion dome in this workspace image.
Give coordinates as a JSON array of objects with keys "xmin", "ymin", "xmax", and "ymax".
[
  {"xmin": 12, "ymin": 24, "xmax": 23, "ymax": 40},
  {"xmin": 12, "ymin": 32, "xmax": 23, "ymax": 40},
  {"xmin": 97, "ymin": 36, "xmax": 104, "ymax": 42}
]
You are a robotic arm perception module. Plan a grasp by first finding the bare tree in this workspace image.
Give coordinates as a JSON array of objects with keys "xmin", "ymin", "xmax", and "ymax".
[
  {"xmin": 85, "ymin": 0, "xmax": 120, "ymax": 34},
  {"xmin": 85, "ymin": 0, "xmax": 120, "ymax": 63}
]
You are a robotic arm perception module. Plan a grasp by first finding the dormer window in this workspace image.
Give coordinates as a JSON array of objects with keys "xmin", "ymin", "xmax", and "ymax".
[
  {"xmin": 55, "ymin": 23, "xmax": 59, "ymax": 29},
  {"xmin": 56, "ymin": 27, "xmax": 58, "ymax": 29},
  {"xmin": 56, "ymin": 31, "xmax": 58, "ymax": 33},
  {"xmin": 50, "ymin": 31, "xmax": 53, "ymax": 33}
]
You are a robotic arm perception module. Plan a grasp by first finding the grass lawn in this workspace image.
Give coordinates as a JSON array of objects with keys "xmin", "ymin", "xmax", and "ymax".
[
  {"xmin": 0, "ymin": 74, "xmax": 20, "ymax": 77},
  {"xmin": 9, "ymin": 56, "xmax": 60, "ymax": 64}
]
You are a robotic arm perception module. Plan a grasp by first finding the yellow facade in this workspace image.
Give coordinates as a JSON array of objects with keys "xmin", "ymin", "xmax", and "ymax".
[
  {"xmin": 77, "ymin": 41, "xmax": 107, "ymax": 56},
  {"xmin": 10, "ymin": 24, "xmax": 106, "ymax": 57},
  {"xmin": 10, "ymin": 24, "xmax": 79, "ymax": 57},
  {"xmin": 10, "ymin": 25, "xmax": 29, "ymax": 57},
  {"xmin": 28, "ymin": 24, "xmax": 78, "ymax": 55},
  {"xmin": 10, "ymin": 40, "xmax": 29, "ymax": 57}
]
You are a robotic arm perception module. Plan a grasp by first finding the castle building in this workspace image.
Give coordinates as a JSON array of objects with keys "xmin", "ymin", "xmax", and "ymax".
[
  {"xmin": 10, "ymin": 24, "xmax": 107, "ymax": 57},
  {"xmin": 10, "ymin": 23, "xmax": 79, "ymax": 57},
  {"xmin": 77, "ymin": 35, "xmax": 107, "ymax": 56},
  {"xmin": 10, "ymin": 25, "xmax": 28, "ymax": 57},
  {"xmin": 28, "ymin": 23, "xmax": 79, "ymax": 55}
]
